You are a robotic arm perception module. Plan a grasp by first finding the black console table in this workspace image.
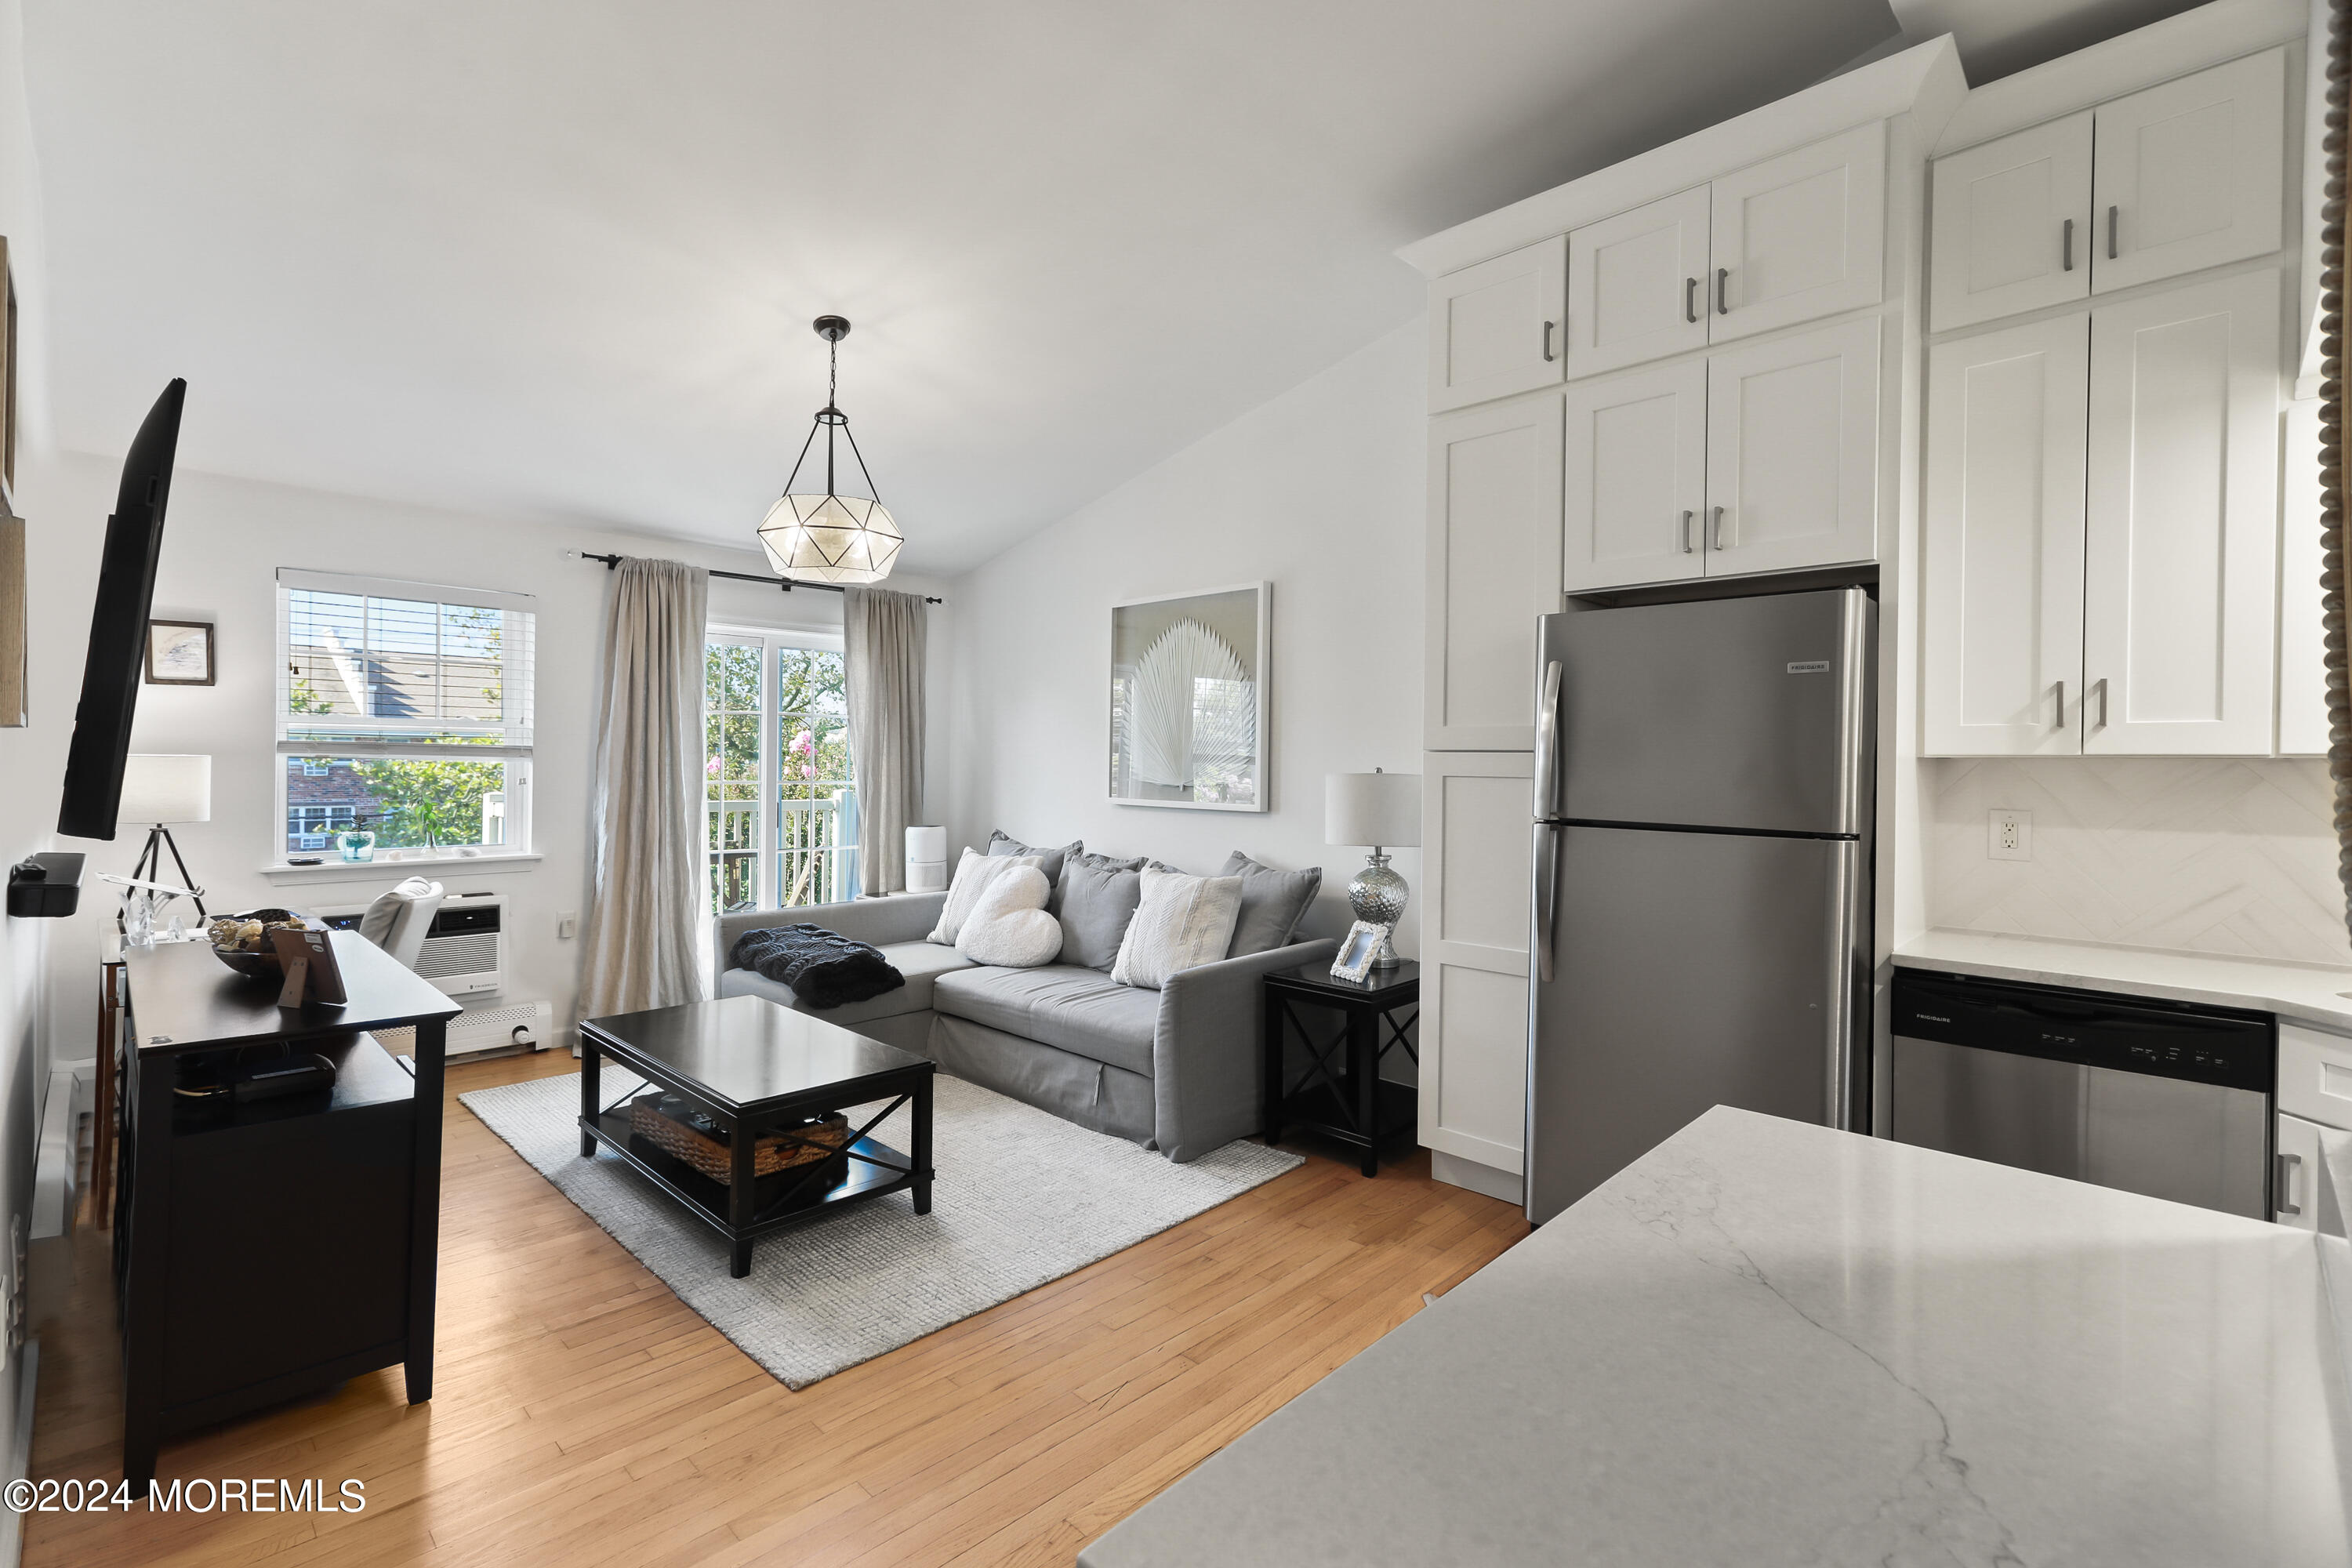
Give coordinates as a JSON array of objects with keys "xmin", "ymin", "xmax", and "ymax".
[
  {"xmin": 1261, "ymin": 960, "xmax": 1420, "ymax": 1178},
  {"xmin": 115, "ymin": 934, "xmax": 458, "ymax": 1494}
]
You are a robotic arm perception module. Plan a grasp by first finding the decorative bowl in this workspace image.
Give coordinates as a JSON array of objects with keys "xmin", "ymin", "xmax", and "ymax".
[{"xmin": 207, "ymin": 909, "xmax": 320, "ymax": 979}]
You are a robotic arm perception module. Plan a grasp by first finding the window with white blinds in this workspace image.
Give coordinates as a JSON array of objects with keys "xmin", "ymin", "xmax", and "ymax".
[{"xmin": 274, "ymin": 568, "xmax": 536, "ymax": 859}]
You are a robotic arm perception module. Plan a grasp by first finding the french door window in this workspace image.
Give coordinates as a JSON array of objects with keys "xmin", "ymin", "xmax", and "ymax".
[{"xmin": 706, "ymin": 630, "xmax": 857, "ymax": 914}]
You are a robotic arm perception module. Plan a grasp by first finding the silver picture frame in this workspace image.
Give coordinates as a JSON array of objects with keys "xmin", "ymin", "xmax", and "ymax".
[{"xmin": 1108, "ymin": 581, "xmax": 1269, "ymax": 812}]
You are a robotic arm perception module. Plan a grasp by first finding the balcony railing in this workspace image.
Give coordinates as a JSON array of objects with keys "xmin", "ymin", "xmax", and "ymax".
[{"xmin": 709, "ymin": 790, "xmax": 858, "ymax": 914}]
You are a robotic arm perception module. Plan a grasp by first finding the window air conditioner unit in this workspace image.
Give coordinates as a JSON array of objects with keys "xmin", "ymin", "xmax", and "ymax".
[{"xmin": 318, "ymin": 891, "xmax": 507, "ymax": 997}]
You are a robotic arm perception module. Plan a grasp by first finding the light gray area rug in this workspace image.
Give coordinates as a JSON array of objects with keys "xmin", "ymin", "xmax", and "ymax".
[{"xmin": 459, "ymin": 1070, "xmax": 1303, "ymax": 1388}]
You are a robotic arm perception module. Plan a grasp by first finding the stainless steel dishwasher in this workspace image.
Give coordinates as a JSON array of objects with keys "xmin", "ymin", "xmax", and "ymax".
[{"xmin": 1889, "ymin": 970, "xmax": 2273, "ymax": 1220}]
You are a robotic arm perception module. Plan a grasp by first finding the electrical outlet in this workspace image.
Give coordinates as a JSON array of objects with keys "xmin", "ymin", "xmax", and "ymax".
[
  {"xmin": 557, "ymin": 912, "xmax": 579, "ymax": 941},
  {"xmin": 1988, "ymin": 808, "xmax": 2031, "ymax": 862}
]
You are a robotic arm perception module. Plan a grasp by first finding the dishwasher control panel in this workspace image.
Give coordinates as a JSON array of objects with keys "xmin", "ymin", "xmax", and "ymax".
[{"xmin": 1893, "ymin": 971, "xmax": 2272, "ymax": 1094}]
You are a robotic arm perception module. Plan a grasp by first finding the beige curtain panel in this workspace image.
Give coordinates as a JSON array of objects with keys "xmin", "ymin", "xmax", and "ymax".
[
  {"xmin": 844, "ymin": 585, "xmax": 929, "ymax": 898},
  {"xmin": 581, "ymin": 557, "xmax": 710, "ymax": 1017}
]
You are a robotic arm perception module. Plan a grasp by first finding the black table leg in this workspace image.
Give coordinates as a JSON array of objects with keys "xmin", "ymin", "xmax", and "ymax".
[
  {"xmin": 912, "ymin": 1071, "xmax": 934, "ymax": 1216},
  {"xmin": 1351, "ymin": 1007, "xmax": 1379, "ymax": 1178},
  {"xmin": 1261, "ymin": 988, "xmax": 1285, "ymax": 1145},
  {"xmin": 405, "ymin": 1015, "xmax": 447, "ymax": 1405},
  {"xmin": 728, "ymin": 1109, "xmax": 756, "ymax": 1278},
  {"xmin": 579, "ymin": 1033, "xmax": 600, "ymax": 1158}
]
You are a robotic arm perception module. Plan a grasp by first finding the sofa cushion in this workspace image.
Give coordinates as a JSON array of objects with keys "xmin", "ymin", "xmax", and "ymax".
[
  {"xmin": 957, "ymin": 865, "xmax": 1064, "ymax": 967},
  {"xmin": 1220, "ymin": 852, "xmax": 1323, "ymax": 956},
  {"xmin": 988, "ymin": 829, "xmax": 1081, "ymax": 893},
  {"xmin": 719, "ymin": 939, "xmax": 975, "ymax": 1025},
  {"xmin": 929, "ymin": 848, "xmax": 1043, "ymax": 945},
  {"xmin": 1058, "ymin": 855, "xmax": 1146, "ymax": 971},
  {"xmin": 1112, "ymin": 869, "xmax": 1244, "ymax": 990},
  {"xmin": 931, "ymin": 964, "xmax": 1161, "ymax": 1076}
]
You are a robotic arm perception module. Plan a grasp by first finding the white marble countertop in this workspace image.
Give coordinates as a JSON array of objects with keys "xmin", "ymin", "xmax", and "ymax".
[
  {"xmin": 1082, "ymin": 1107, "xmax": 2352, "ymax": 1568},
  {"xmin": 1895, "ymin": 929, "xmax": 2352, "ymax": 1034}
]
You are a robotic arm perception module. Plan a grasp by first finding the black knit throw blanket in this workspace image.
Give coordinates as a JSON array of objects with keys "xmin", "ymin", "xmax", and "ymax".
[{"xmin": 728, "ymin": 924, "xmax": 906, "ymax": 1010}]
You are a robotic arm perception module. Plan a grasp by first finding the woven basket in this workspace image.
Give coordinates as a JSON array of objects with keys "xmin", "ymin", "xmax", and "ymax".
[{"xmin": 627, "ymin": 1094, "xmax": 850, "ymax": 1185}]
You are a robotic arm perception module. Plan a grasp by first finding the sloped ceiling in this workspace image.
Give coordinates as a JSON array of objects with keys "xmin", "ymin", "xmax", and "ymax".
[{"xmin": 22, "ymin": 2, "xmax": 1904, "ymax": 572}]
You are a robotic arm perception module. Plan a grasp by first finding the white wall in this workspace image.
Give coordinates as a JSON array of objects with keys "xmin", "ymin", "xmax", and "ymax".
[
  {"xmin": 35, "ymin": 454, "xmax": 953, "ymax": 1058},
  {"xmin": 1925, "ymin": 756, "xmax": 2352, "ymax": 965},
  {"xmin": 940, "ymin": 321, "xmax": 1426, "ymax": 949}
]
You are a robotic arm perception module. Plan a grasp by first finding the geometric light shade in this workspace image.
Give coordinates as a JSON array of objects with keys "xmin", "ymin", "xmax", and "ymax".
[
  {"xmin": 757, "ymin": 491, "xmax": 902, "ymax": 585},
  {"xmin": 1325, "ymin": 769, "xmax": 1421, "ymax": 848},
  {"xmin": 117, "ymin": 753, "xmax": 212, "ymax": 826}
]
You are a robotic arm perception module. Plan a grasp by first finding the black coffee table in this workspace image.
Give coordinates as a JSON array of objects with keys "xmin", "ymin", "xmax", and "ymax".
[{"xmin": 577, "ymin": 996, "xmax": 935, "ymax": 1277}]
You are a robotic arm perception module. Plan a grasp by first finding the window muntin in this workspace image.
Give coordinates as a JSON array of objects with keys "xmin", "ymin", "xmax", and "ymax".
[{"xmin": 706, "ymin": 631, "xmax": 855, "ymax": 914}]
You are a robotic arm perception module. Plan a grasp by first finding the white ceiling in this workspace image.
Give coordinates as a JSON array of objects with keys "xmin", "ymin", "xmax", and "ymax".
[{"xmin": 23, "ymin": 1, "xmax": 1907, "ymax": 574}]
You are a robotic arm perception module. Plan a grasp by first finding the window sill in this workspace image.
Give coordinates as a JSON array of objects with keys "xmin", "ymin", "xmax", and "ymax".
[{"xmin": 260, "ymin": 852, "xmax": 543, "ymax": 884}]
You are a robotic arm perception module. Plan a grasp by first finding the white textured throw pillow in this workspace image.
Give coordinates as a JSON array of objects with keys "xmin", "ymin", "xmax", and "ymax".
[
  {"xmin": 928, "ymin": 848, "xmax": 1044, "ymax": 945},
  {"xmin": 956, "ymin": 865, "xmax": 1064, "ymax": 967},
  {"xmin": 1111, "ymin": 869, "xmax": 1244, "ymax": 989}
]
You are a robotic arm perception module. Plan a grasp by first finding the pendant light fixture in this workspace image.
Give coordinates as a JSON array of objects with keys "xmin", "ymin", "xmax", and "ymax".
[{"xmin": 756, "ymin": 314, "xmax": 902, "ymax": 584}]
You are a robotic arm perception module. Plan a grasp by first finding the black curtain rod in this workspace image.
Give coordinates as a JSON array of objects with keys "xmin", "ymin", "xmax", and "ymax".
[{"xmin": 572, "ymin": 551, "xmax": 942, "ymax": 604}]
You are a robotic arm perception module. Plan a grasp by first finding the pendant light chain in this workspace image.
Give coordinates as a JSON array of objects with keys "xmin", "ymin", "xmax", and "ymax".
[{"xmin": 756, "ymin": 314, "xmax": 903, "ymax": 585}]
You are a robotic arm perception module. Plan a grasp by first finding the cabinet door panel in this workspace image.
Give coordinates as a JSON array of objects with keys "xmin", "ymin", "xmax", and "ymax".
[
  {"xmin": 1562, "ymin": 359, "xmax": 1707, "ymax": 593},
  {"xmin": 1421, "ymin": 752, "xmax": 1533, "ymax": 1175},
  {"xmin": 1704, "ymin": 316, "xmax": 1881, "ymax": 577},
  {"xmin": 1428, "ymin": 236, "xmax": 1567, "ymax": 412},
  {"xmin": 2276, "ymin": 1111, "xmax": 2321, "ymax": 1231},
  {"xmin": 1923, "ymin": 316, "xmax": 2089, "ymax": 755},
  {"xmin": 1710, "ymin": 122, "xmax": 1886, "ymax": 343},
  {"xmin": 2084, "ymin": 271, "xmax": 2280, "ymax": 754},
  {"xmin": 1566, "ymin": 187, "xmax": 1709, "ymax": 378},
  {"xmin": 2280, "ymin": 397, "xmax": 2329, "ymax": 755},
  {"xmin": 1427, "ymin": 396, "xmax": 1565, "ymax": 750},
  {"xmin": 1929, "ymin": 113, "xmax": 2092, "ymax": 332},
  {"xmin": 2092, "ymin": 49, "xmax": 2285, "ymax": 294}
]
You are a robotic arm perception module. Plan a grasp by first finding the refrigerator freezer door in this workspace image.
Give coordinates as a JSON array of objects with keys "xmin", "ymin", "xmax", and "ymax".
[
  {"xmin": 1537, "ymin": 588, "xmax": 1871, "ymax": 835},
  {"xmin": 1525, "ymin": 826, "xmax": 1866, "ymax": 1223}
]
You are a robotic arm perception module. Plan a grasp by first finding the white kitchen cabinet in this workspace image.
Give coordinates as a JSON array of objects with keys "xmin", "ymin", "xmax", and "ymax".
[
  {"xmin": 2279, "ymin": 1022, "xmax": 2352, "ymax": 1133},
  {"xmin": 2082, "ymin": 270, "xmax": 2281, "ymax": 755},
  {"xmin": 1426, "ymin": 394, "xmax": 1564, "ymax": 750},
  {"xmin": 1428, "ymin": 236, "xmax": 1567, "ymax": 413},
  {"xmin": 1566, "ymin": 187, "xmax": 1710, "ymax": 379},
  {"xmin": 2278, "ymin": 397, "xmax": 2328, "ymax": 756},
  {"xmin": 1420, "ymin": 751, "xmax": 1534, "ymax": 1179},
  {"xmin": 1929, "ymin": 112, "xmax": 2093, "ymax": 332},
  {"xmin": 2276, "ymin": 1111, "xmax": 2325, "ymax": 1231},
  {"xmin": 2092, "ymin": 49, "xmax": 2285, "ymax": 296},
  {"xmin": 1560, "ymin": 359, "xmax": 1708, "ymax": 593},
  {"xmin": 1702, "ymin": 316, "xmax": 1881, "ymax": 577},
  {"xmin": 1922, "ymin": 315, "xmax": 2089, "ymax": 753},
  {"xmin": 1708, "ymin": 122, "xmax": 1886, "ymax": 343}
]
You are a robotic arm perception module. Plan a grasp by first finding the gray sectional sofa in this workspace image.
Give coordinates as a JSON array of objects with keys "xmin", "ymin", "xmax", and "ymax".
[{"xmin": 712, "ymin": 889, "xmax": 1335, "ymax": 1163}]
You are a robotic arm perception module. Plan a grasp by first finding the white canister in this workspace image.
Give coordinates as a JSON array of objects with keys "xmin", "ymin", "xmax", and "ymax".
[{"xmin": 906, "ymin": 826, "xmax": 949, "ymax": 893}]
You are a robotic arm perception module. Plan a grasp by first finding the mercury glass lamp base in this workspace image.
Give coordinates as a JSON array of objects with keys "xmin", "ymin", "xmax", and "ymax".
[{"xmin": 1346, "ymin": 852, "xmax": 1410, "ymax": 969}]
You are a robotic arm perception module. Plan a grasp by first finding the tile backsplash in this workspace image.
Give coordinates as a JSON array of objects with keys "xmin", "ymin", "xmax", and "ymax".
[{"xmin": 1926, "ymin": 757, "xmax": 2352, "ymax": 967}]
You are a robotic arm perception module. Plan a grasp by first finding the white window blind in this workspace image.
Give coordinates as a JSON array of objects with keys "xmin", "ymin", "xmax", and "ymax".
[{"xmin": 275, "ymin": 568, "xmax": 535, "ymax": 759}]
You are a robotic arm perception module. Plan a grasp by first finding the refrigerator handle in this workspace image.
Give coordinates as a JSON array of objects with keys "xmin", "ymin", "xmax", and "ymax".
[
  {"xmin": 1533, "ymin": 659, "xmax": 1563, "ymax": 819},
  {"xmin": 1824, "ymin": 837, "xmax": 1864, "ymax": 1132},
  {"xmin": 1533, "ymin": 823, "xmax": 1559, "ymax": 984}
]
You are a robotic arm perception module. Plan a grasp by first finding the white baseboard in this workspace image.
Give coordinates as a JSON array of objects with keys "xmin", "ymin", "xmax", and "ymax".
[{"xmin": 1430, "ymin": 1149, "xmax": 1522, "ymax": 1206}]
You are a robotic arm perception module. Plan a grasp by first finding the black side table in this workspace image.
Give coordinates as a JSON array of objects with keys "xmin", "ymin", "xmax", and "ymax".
[{"xmin": 1261, "ymin": 960, "xmax": 1419, "ymax": 1178}]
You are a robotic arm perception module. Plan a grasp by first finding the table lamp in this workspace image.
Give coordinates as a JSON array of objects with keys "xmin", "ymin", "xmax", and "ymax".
[
  {"xmin": 1325, "ymin": 768, "xmax": 1421, "ymax": 970},
  {"xmin": 117, "ymin": 753, "xmax": 212, "ymax": 921}
]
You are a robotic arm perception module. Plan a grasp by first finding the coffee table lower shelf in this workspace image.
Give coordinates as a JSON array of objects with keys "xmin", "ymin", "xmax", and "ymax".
[{"xmin": 580, "ymin": 1103, "xmax": 917, "ymax": 1266}]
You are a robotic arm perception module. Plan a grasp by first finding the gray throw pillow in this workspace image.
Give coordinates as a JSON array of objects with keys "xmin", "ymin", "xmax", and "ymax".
[
  {"xmin": 988, "ymin": 830, "xmax": 1081, "ymax": 891},
  {"xmin": 1058, "ymin": 854, "xmax": 1147, "ymax": 971},
  {"xmin": 1221, "ymin": 851, "xmax": 1323, "ymax": 956}
]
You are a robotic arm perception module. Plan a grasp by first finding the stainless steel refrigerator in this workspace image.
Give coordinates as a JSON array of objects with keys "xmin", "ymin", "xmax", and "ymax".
[{"xmin": 1525, "ymin": 587, "xmax": 1874, "ymax": 1224}]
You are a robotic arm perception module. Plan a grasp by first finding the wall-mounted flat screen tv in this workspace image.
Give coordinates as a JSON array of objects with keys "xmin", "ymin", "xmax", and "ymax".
[{"xmin": 57, "ymin": 379, "xmax": 186, "ymax": 840}]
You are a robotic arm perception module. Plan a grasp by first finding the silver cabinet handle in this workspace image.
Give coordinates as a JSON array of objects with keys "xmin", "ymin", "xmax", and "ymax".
[
  {"xmin": 1533, "ymin": 659, "xmax": 1564, "ymax": 819},
  {"xmin": 1534, "ymin": 823, "xmax": 1561, "ymax": 985},
  {"xmin": 2062, "ymin": 217, "xmax": 2074, "ymax": 272},
  {"xmin": 1709, "ymin": 506, "xmax": 1726, "ymax": 550},
  {"xmin": 1680, "ymin": 509, "xmax": 1694, "ymax": 554},
  {"xmin": 1685, "ymin": 277, "xmax": 1698, "ymax": 324},
  {"xmin": 2054, "ymin": 680, "xmax": 2065, "ymax": 729},
  {"xmin": 1542, "ymin": 320, "xmax": 1557, "ymax": 361},
  {"xmin": 2107, "ymin": 205, "xmax": 2118, "ymax": 260},
  {"xmin": 2279, "ymin": 1151, "xmax": 2304, "ymax": 1217},
  {"xmin": 2096, "ymin": 677, "xmax": 2109, "ymax": 728},
  {"xmin": 1715, "ymin": 267, "xmax": 1729, "ymax": 315}
]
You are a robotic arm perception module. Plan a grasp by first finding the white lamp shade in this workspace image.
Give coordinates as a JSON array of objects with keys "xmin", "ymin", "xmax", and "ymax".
[
  {"xmin": 757, "ymin": 492, "xmax": 902, "ymax": 584},
  {"xmin": 117, "ymin": 754, "xmax": 212, "ymax": 826},
  {"xmin": 1325, "ymin": 771, "xmax": 1421, "ymax": 848}
]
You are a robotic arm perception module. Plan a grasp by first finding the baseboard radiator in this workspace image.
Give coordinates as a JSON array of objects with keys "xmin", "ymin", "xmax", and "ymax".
[{"xmin": 374, "ymin": 1000, "xmax": 554, "ymax": 1064}]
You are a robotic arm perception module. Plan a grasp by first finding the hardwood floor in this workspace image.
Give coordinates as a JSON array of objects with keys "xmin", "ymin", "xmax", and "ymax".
[{"xmin": 26, "ymin": 1049, "xmax": 1525, "ymax": 1566}]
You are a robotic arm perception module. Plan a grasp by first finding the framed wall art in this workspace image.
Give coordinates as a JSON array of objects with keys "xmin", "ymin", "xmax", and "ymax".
[
  {"xmin": 145, "ymin": 619, "xmax": 216, "ymax": 686},
  {"xmin": 1109, "ymin": 582, "xmax": 1269, "ymax": 812}
]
